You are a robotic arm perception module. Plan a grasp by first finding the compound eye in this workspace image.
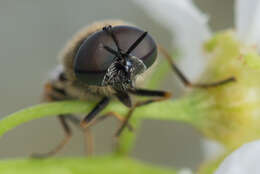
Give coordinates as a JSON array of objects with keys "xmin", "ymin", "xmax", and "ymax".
[
  {"xmin": 73, "ymin": 25, "xmax": 157, "ymax": 86},
  {"xmin": 73, "ymin": 30, "xmax": 116, "ymax": 86},
  {"xmin": 118, "ymin": 27, "xmax": 157, "ymax": 69}
]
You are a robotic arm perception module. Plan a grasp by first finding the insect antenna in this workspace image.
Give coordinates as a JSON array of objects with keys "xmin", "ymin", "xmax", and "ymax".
[
  {"xmin": 103, "ymin": 25, "xmax": 121, "ymax": 52},
  {"xmin": 103, "ymin": 25, "xmax": 148, "ymax": 62},
  {"xmin": 126, "ymin": 31, "xmax": 147, "ymax": 54},
  {"xmin": 103, "ymin": 45, "xmax": 119, "ymax": 57}
]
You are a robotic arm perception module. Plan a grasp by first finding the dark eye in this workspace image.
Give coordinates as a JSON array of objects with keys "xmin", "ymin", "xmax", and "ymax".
[{"xmin": 73, "ymin": 25, "xmax": 157, "ymax": 86}]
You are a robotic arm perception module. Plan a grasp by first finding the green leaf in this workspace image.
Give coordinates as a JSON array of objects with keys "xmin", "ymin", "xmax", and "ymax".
[{"xmin": 0, "ymin": 156, "xmax": 177, "ymax": 174}]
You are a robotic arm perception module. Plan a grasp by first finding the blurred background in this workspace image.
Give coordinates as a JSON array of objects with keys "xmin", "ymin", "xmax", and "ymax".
[{"xmin": 0, "ymin": 0, "xmax": 233, "ymax": 171}]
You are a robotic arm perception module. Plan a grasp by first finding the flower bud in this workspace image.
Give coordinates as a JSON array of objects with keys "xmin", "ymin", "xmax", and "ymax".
[{"xmin": 194, "ymin": 31, "xmax": 260, "ymax": 149}]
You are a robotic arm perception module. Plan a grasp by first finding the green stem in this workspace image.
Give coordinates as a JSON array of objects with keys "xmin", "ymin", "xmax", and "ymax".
[
  {"xmin": 115, "ymin": 119, "xmax": 141, "ymax": 156},
  {"xmin": 0, "ymin": 93, "xmax": 203, "ymax": 138},
  {"xmin": 0, "ymin": 156, "xmax": 177, "ymax": 174}
]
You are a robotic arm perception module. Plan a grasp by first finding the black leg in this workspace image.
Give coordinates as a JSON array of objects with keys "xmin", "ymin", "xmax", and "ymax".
[
  {"xmin": 115, "ymin": 89, "xmax": 172, "ymax": 137},
  {"xmin": 115, "ymin": 91, "xmax": 132, "ymax": 108},
  {"xmin": 128, "ymin": 88, "xmax": 172, "ymax": 106},
  {"xmin": 80, "ymin": 97, "xmax": 110, "ymax": 128},
  {"xmin": 31, "ymin": 115, "xmax": 72, "ymax": 158},
  {"xmin": 158, "ymin": 46, "xmax": 236, "ymax": 88},
  {"xmin": 79, "ymin": 97, "xmax": 111, "ymax": 154},
  {"xmin": 86, "ymin": 111, "xmax": 133, "ymax": 131}
]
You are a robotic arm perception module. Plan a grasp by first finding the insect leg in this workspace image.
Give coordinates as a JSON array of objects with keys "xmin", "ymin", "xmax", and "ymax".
[
  {"xmin": 39, "ymin": 82, "xmax": 94, "ymax": 156},
  {"xmin": 115, "ymin": 91, "xmax": 132, "ymax": 107},
  {"xmin": 115, "ymin": 89, "xmax": 172, "ymax": 137},
  {"xmin": 31, "ymin": 115, "xmax": 72, "ymax": 158},
  {"xmin": 158, "ymin": 45, "xmax": 236, "ymax": 88},
  {"xmin": 64, "ymin": 115, "xmax": 94, "ymax": 155},
  {"xmin": 80, "ymin": 97, "xmax": 110, "ymax": 128},
  {"xmin": 85, "ymin": 111, "xmax": 134, "ymax": 131},
  {"xmin": 65, "ymin": 115, "xmax": 81, "ymax": 125}
]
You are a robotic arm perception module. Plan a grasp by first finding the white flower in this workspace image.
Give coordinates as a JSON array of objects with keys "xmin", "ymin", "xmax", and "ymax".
[
  {"xmin": 215, "ymin": 140, "xmax": 260, "ymax": 174},
  {"xmin": 133, "ymin": 0, "xmax": 211, "ymax": 80},
  {"xmin": 132, "ymin": 0, "xmax": 260, "ymax": 172},
  {"xmin": 235, "ymin": 0, "xmax": 260, "ymax": 46},
  {"xmin": 132, "ymin": 0, "xmax": 260, "ymax": 79}
]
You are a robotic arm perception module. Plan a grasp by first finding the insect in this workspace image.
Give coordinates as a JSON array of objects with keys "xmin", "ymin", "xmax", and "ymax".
[{"xmin": 34, "ymin": 20, "xmax": 235, "ymax": 157}]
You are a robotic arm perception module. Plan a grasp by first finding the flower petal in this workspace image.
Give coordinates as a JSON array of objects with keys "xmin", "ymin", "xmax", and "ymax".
[
  {"xmin": 215, "ymin": 140, "xmax": 260, "ymax": 174},
  {"xmin": 235, "ymin": 0, "xmax": 260, "ymax": 46},
  {"xmin": 133, "ymin": 0, "xmax": 212, "ymax": 80},
  {"xmin": 202, "ymin": 139, "xmax": 225, "ymax": 161}
]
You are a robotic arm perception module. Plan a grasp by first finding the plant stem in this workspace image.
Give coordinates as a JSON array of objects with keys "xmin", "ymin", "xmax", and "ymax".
[
  {"xmin": 0, "ymin": 156, "xmax": 177, "ymax": 174},
  {"xmin": 0, "ymin": 93, "xmax": 204, "ymax": 139}
]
